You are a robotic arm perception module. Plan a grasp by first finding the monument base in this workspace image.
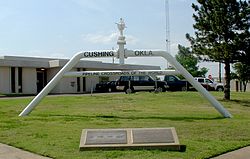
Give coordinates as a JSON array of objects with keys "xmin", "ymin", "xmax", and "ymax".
[{"xmin": 79, "ymin": 127, "xmax": 186, "ymax": 151}]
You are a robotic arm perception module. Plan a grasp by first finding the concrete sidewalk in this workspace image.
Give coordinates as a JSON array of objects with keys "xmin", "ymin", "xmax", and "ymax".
[
  {"xmin": 0, "ymin": 142, "xmax": 249, "ymax": 159},
  {"xmin": 212, "ymin": 146, "xmax": 250, "ymax": 159},
  {"xmin": 0, "ymin": 143, "xmax": 52, "ymax": 159}
]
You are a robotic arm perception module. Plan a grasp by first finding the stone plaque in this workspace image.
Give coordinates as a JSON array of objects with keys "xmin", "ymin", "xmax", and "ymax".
[
  {"xmin": 80, "ymin": 128, "xmax": 185, "ymax": 151},
  {"xmin": 85, "ymin": 130, "xmax": 127, "ymax": 145},
  {"xmin": 132, "ymin": 128, "xmax": 175, "ymax": 144}
]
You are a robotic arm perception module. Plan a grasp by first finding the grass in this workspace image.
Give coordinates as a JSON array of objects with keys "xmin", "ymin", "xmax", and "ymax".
[{"xmin": 0, "ymin": 92, "xmax": 249, "ymax": 159}]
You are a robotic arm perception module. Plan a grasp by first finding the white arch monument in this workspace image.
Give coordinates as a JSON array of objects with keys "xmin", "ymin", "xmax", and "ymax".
[{"xmin": 19, "ymin": 19, "xmax": 232, "ymax": 118}]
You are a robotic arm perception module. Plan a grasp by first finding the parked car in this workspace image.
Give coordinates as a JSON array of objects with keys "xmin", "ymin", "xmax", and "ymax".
[
  {"xmin": 194, "ymin": 77, "xmax": 224, "ymax": 91},
  {"xmin": 163, "ymin": 75, "xmax": 190, "ymax": 91},
  {"xmin": 116, "ymin": 75, "xmax": 168, "ymax": 93},
  {"xmin": 95, "ymin": 81, "xmax": 117, "ymax": 92}
]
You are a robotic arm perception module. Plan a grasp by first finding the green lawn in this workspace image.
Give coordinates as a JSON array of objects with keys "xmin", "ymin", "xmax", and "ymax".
[{"xmin": 0, "ymin": 92, "xmax": 249, "ymax": 159}]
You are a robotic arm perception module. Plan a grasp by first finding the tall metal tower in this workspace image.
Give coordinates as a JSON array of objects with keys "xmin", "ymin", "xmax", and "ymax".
[{"xmin": 165, "ymin": 0, "xmax": 171, "ymax": 68}]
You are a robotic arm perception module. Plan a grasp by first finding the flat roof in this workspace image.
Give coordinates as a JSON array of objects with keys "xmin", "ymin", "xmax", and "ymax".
[{"xmin": 0, "ymin": 55, "xmax": 160, "ymax": 70}]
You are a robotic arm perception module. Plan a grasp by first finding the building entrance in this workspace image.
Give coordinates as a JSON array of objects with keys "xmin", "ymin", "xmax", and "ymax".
[{"xmin": 36, "ymin": 68, "xmax": 47, "ymax": 93}]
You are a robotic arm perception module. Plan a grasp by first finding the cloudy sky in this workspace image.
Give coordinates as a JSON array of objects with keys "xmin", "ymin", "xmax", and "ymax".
[{"xmin": 0, "ymin": 0, "xmax": 222, "ymax": 77}]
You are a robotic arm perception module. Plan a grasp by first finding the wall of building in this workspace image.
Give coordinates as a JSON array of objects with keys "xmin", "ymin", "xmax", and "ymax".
[
  {"xmin": 22, "ymin": 68, "xmax": 37, "ymax": 94},
  {"xmin": 47, "ymin": 68, "xmax": 60, "ymax": 94},
  {"xmin": 58, "ymin": 77, "xmax": 77, "ymax": 93},
  {"xmin": 231, "ymin": 80, "xmax": 250, "ymax": 92},
  {"xmin": 0, "ymin": 67, "xmax": 11, "ymax": 94},
  {"xmin": 212, "ymin": 77, "xmax": 249, "ymax": 92},
  {"xmin": 48, "ymin": 68, "xmax": 79, "ymax": 94},
  {"xmin": 85, "ymin": 77, "xmax": 99, "ymax": 92},
  {"xmin": 1, "ymin": 56, "xmax": 161, "ymax": 94}
]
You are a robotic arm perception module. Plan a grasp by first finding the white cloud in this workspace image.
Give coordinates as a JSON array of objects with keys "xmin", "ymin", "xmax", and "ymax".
[
  {"xmin": 82, "ymin": 31, "xmax": 138, "ymax": 45},
  {"xmin": 83, "ymin": 32, "xmax": 117, "ymax": 44},
  {"xmin": 126, "ymin": 35, "xmax": 139, "ymax": 45},
  {"xmin": 170, "ymin": 43, "xmax": 179, "ymax": 55},
  {"xmin": 49, "ymin": 53, "xmax": 69, "ymax": 59},
  {"xmin": 0, "ymin": 48, "xmax": 8, "ymax": 53},
  {"xmin": 169, "ymin": 40, "xmax": 191, "ymax": 56},
  {"xmin": 27, "ymin": 50, "xmax": 66, "ymax": 58},
  {"xmin": 175, "ymin": 0, "xmax": 193, "ymax": 3}
]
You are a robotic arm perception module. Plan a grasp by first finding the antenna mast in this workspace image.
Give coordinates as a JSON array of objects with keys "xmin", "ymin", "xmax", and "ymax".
[{"xmin": 165, "ymin": 0, "xmax": 171, "ymax": 68}]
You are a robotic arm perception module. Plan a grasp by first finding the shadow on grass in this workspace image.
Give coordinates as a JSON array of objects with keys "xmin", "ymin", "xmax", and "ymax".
[
  {"xmin": 43, "ymin": 114, "xmax": 224, "ymax": 122},
  {"xmin": 219, "ymin": 99, "xmax": 250, "ymax": 107}
]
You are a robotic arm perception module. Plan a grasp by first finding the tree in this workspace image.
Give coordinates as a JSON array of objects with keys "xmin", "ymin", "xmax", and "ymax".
[
  {"xmin": 186, "ymin": 0, "xmax": 250, "ymax": 100},
  {"xmin": 232, "ymin": 62, "xmax": 250, "ymax": 92},
  {"xmin": 176, "ymin": 44, "xmax": 208, "ymax": 77}
]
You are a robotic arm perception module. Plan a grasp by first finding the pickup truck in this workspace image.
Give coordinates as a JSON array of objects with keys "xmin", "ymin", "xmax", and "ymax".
[
  {"xmin": 163, "ymin": 75, "xmax": 224, "ymax": 91},
  {"xmin": 163, "ymin": 75, "xmax": 190, "ymax": 91},
  {"xmin": 194, "ymin": 77, "xmax": 224, "ymax": 91}
]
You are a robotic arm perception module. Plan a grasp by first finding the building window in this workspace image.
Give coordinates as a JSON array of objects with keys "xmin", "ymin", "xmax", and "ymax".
[
  {"xmin": 77, "ymin": 68, "xmax": 81, "ymax": 92},
  {"xmin": 82, "ymin": 69, "xmax": 86, "ymax": 92},
  {"xmin": 11, "ymin": 67, "xmax": 15, "ymax": 93},
  {"xmin": 18, "ymin": 67, "xmax": 22, "ymax": 93},
  {"xmin": 99, "ymin": 76, "xmax": 109, "ymax": 82}
]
